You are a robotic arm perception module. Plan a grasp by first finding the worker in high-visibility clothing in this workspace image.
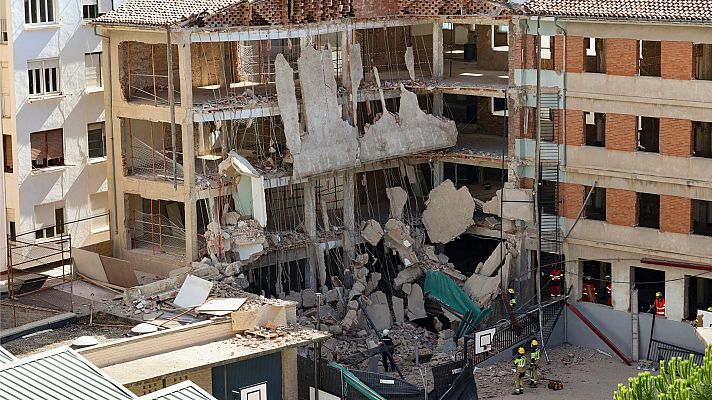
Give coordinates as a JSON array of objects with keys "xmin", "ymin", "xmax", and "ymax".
[
  {"xmin": 550, "ymin": 267, "xmax": 563, "ymax": 298},
  {"xmin": 508, "ymin": 288, "xmax": 517, "ymax": 308},
  {"xmin": 605, "ymin": 275, "xmax": 613, "ymax": 306},
  {"xmin": 513, "ymin": 347, "xmax": 527, "ymax": 395},
  {"xmin": 582, "ymin": 276, "xmax": 597, "ymax": 303},
  {"xmin": 529, "ymin": 339, "xmax": 541, "ymax": 387},
  {"xmin": 651, "ymin": 292, "xmax": 666, "ymax": 317}
]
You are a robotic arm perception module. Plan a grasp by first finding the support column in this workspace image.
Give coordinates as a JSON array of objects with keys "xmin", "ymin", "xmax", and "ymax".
[
  {"xmin": 281, "ymin": 348, "xmax": 298, "ymax": 400},
  {"xmin": 177, "ymin": 31, "xmax": 198, "ymax": 262},
  {"xmin": 342, "ymin": 170, "xmax": 356, "ymax": 267},
  {"xmin": 611, "ymin": 261, "xmax": 631, "ymax": 312},
  {"xmin": 665, "ymin": 269, "xmax": 685, "ymax": 322},
  {"xmin": 432, "ymin": 160, "xmax": 444, "ymax": 188},
  {"xmin": 304, "ymin": 179, "xmax": 326, "ymax": 289},
  {"xmin": 432, "ymin": 23, "xmax": 444, "ymax": 118}
]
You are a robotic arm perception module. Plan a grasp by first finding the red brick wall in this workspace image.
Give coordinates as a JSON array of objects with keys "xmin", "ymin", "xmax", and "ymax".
[
  {"xmin": 606, "ymin": 39, "xmax": 638, "ymax": 76},
  {"xmin": 659, "ymin": 118, "xmax": 692, "ymax": 157},
  {"xmin": 520, "ymin": 34, "xmax": 537, "ymax": 70},
  {"xmin": 560, "ymin": 183, "xmax": 584, "ymax": 219},
  {"xmin": 605, "ymin": 114, "xmax": 637, "ymax": 152},
  {"xmin": 555, "ymin": 35, "xmax": 584, "ymax": 73},
  {"xmin": 606, "ymin": 188, "xmax": 638, "ymax": 226},
  {"xmin": 659, "ymin": 195, "xmax": 692, "ymax": 234},
  {"xmin": 565, "ymin": 109, "xmax": 584, "ymax": 146},
  {"xmin": 661, "ymin": 41, "xmax": 693, "ymax": 80},
  {"xmin": 352, "ymin": 0, "xmax": 399, "ymax": 17}
]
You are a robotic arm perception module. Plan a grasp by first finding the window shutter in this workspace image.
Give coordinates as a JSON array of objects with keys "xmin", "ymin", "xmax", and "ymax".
[
  {"xmin": 30, "ymin": 131, "xmax": 46, "ymax": 161},
  {"xmin": 46, "ymin": 129, "xmax": 63, "ymax": 160}
]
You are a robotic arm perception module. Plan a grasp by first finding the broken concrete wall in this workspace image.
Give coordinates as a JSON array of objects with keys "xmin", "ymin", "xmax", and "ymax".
[
  {"xmin": 422, "ymin": 180, "xmax": 475, "ymax": 244},
  {"xmin": 360, "ymin": 82, "xmax": 457, "ymax": 163},
  {"xmin": 385, "ymin": 186, "xmax": 408, "ymax": 220},
  {"xmin": 463, "ymin": 240, "xmax": 517, "ymax": 308},
  {"xmin": 482, "ymin": 187, "xmax": 534, "ymax": 223},
  {"xmin": 383, "ymin": 219, "xmax": 418, "ymax": 267},
  {"xmin": 275, "ymin": 49, "xmax": 359, "ymax": 178}
]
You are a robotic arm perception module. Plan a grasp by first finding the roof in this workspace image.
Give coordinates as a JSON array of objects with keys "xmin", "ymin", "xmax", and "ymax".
[
  {"xmin": 0, "ymin": 346, "xmax": 16, "ymax": 365},
  {"xmin": 137, "ymin": 381, "xmax": 218, "ymax": 400},
  {"xmin": 0, "ymin": 347, "xmax": 136, "ymax": 400},
  {"xmin": 94, "ymin": 0, "xmax": 246, "ymax": 27},
  {"xmin": 524, "ymin": 0, "xmax": 712, "ymax": 22}
]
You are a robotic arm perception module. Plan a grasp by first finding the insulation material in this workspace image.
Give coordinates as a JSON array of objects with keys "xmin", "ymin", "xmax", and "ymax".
[{"xmin": 422, "ymin": 180, "xmax": 475, "ymax": 244}]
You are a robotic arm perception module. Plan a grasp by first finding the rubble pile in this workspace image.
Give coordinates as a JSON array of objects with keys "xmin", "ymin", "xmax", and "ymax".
[{"xmin": 204, "ymin": 217, "xmax": 266, "ymax": 261}]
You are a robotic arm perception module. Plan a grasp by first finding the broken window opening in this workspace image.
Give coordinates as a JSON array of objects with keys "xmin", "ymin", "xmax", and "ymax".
[
  {"xmin": 693, "ymin": 121, "xmax": 712, "ymax": 158},
  {"xmin": 443, "ymin": 235, "xmax": 500, "ymax": 276},
  {"xmin": 358, "ymin": 25, "xmax": 432, "ymax": 83},
  {"xmin": 584, "ymin": 38, "xmax": 606, "ymax": 73},
  {"xmin": 540, "ymin": 35, "xmax": 554, "ymax": 70},
  {"xmin": 265, "ymin": 184, "xmax": 304, "ymax": 232},
  {"xmin": 637, "ymin": 192, "xmax": 660, "ymax": 229},
  {"xmin": 693, "ymin": 199, "xmax": 712, "ymax": 237},
  {"xmin": 694, "ymin": 44, "xmax": 712, "ymax": 81},
  {"xmin": 584, "ymin": 186, "xmax": 606, "ymax": 221},
  {"xmin": 3, "ymin": 134, "xmax": 12, "ymax": 172},
  {"xmin": 119, "ymin": 41, "xmax": 180, "ymax": 105},
  {"xmin": 491, "ymin": 25, "xmax": 508, "ymax": 51},
  {"xmin": 637, "ymin": 116, "xmax": 659, "ymax": 153},
  {"xmin": 121, "ymin": 118, "xmax": 183, "ymax": 181},
  {"xmin": 686, "ymin": 275, "xmax": 712, "ymax": 321},
  {"xmin": 581, "ymin": 260, "xmax": 611, "ymax": 305},
  {"xmin": 491, "ymin": 97, "xmax": 507, "ymax": 117},
  {"xmin": 633, "ymin": 267, "xmax": 665, "ymax": 314},
  {"xmin": 584, "ymin": 112, "xmax": 605, "ymax": 147},
  {"xmin": 638, "ymin": 40, "xmax": 661, "ymax": 77},
  {"xmin": 125, "ymin": 194, "xmax": 186, "ymax": 256},
  {"xmin": 30, "ymin": 128, "xmax": 63, "ymax": 169}
]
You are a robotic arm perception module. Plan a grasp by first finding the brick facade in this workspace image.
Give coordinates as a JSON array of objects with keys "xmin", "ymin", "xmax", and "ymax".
[
  {"xmin": 565, "ymin": 109, "xmax": 584, "ymax": 146},
  {"xmin": 606, "ymin": 38, "xmax": 638, "ymax": 76},
  {"xmin": 661, "ymin": 41, "xmax": 694, "ymax": 80},
  {"xmin": 560, "ymin": 182, "xmax": 584, "ymax": 219},
  {"xmin": 555, "ymin": 35, "xmax": 584, "ymax": 73},
  {"xmin": 606, "ymin": 188, "xmax": 638, "ymax": 226},
  {"xmin": 352, "ymin": 0, "xmax": 399, "ymax": 18},
  {"xmin": 659, "ymin": 195, "xmax": 692, "ymax": 234},
  {"xmin": 659, "ymin": 118, "xmax": 693, "ymax": 157},
  {"xmin": 605, "ymin": 114, "xmax": 637, "ymax": 151}
]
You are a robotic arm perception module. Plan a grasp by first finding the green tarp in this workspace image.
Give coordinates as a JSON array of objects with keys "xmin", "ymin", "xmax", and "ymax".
[
  {"xmin": 424, "ymin": 271, "xmax": 492, "ymax": 338},
  {"xmin": 329, "ymin": 362, "xmax": 387, "ymax": 400}
]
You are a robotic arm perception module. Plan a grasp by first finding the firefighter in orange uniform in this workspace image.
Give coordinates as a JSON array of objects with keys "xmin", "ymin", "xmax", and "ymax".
[
  {"xmin": 605, "ymin": 275, "xmax": 612, "ymax": 306},
  {"xmin": 550, "ymin": 267, "xmax": 563, "ymax": 298},
  {"xmin": 651, "ymin": 292, "xmax": 666, "ymax": 317},
  {"xmin": 582, "ymin": 276, "xmax": 597, "ymax": 303}
]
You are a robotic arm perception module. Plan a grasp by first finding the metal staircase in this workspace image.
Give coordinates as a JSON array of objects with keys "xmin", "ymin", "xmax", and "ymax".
[{"xmin": 537, "ymin": 92, "xmax": 562, "ymax": 256}]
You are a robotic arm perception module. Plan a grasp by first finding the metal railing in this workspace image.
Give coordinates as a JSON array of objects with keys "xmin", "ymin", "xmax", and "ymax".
[{"xmin": 648, "ymin": 339, "xmax": 705, "ymax": 366}]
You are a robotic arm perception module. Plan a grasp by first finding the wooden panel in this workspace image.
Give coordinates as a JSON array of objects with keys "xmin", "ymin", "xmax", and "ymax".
[
  {"xmin": 100, "ymin": 255, "xmax": 139, "ymax": 287},
  {"xmin": 73, "ymin": 248, "xmax": 109, "ymax": 283}
]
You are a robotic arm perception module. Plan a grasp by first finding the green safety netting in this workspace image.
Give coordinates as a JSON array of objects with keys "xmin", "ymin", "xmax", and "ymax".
[
  {"xmin": 328, "ymin": 362, "xmax": 387, "ymax": 400},
  {"xmin": 424, "ymin": 271, "xmax": 492, "ymax": 339}
]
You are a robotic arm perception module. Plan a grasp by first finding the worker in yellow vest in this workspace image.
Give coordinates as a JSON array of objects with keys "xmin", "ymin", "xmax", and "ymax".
[
  {"xmin": 529, "ymin": 339, "xmax": 541, "ymax": 387},
  {"xmin": 513, "ymin": 347, "xmax": 527, "ymax": 395}
]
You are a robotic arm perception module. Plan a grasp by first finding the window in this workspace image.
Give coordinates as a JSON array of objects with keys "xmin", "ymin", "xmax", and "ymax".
[
  {"xmin": 28, "ymin": 58, "xmax": 59, "ymax": 97},
  {"xmin": 584, "ymin": 112, "xmax": 605, "ymax": 147},
  {"xmin": 90, "ymin": 192, "xmax": 109, "ymax": 231},
  {"xmin": 694, "ymin": 44, "xmax": 712, "ymax": 81},
  {"xmin": 3, "ymin": 134, "xmax": 12, "ymax": 172},
  {"xmin": 492, "ymin": 25, "xmax": 508, "ymax": 51},
  {"xmin": 442, "ymin": 22, "xmax": 453, "ymax": 30},
  {"xmin": 82, "ymin": 0, "xmax": 100, "ymax": 19},
  {"xmin": 585, "ymin": 38, "xmax": 606, "ymax": 73},
  {"xmin": 637, "ymin": 193, "xmax": 660, "ymax": 229},
  {"xmin": 30, "ymin": 128, "xmax": 63, "ymax": 169},
  {"xmin": 581, "ymin": 260, "xmax": 611, "ymax": 304},
  {"xmin": 23, "ymin": 0, "xmax": 54, "ymax": 24},
  {"xmin": 88, "ymin": 122, "xmax": 105, "ymax": 159},
  {"xmin": 584, "ymin": 186, "xmax": 606, "ymax": 221},
  {"xmin": 694, "ymin": 121, "xmax": 712, "ymax": 158},
  {"xmin": 491, "ymin": 97, "xmax": 507, "ymax": 117},
  {"xmin": 637, "ymin": 116, "xmax": 659, "ymax": 153},
  {"xmin": 693, "ymin": 199, "xmax": 712, "ymax": 236},
  {"xmin": 85, "ymin": 52, "xmax": 102, "ymax": 89},
  {"xmin": 638, "ymin": 40, "xmax": 661, "ymax": 77},
  {"xmin": 33, "ymin": 203, "xmax": 63, "ymax": 239},
  {"xmin": 540, "ymin": 35, "xmax": 553, "ymax": 70}
]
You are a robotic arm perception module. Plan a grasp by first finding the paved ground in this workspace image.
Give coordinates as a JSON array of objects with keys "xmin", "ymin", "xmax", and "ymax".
[{"xmin": 475, "ymin": 344, "xmax": 645, "ymax": 399}]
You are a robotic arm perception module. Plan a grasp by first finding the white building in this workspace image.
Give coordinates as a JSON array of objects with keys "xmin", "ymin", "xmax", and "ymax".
[{"xmin": 0, "ymin": 0, "xmax": 121, "ymax": 271}]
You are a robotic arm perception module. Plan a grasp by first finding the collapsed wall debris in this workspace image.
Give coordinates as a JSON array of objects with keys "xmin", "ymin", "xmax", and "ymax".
[
  {"xmin": 480, "ymin": 187, "xmax": 534, "ymax": 223},
  {"xmin": 383, "ymin": 219, "xmax": 418, "ymax": 267},
  {"xmin": 385, "ymin": 186, "xmax": 408, "ymax": 221},
  {"xmin": 422, "ymin": 180, "xmax": 475, "ymax": 244},
  {"xmin": 463, "ymin": 240, "xmax": 517, "ymax": 308}
]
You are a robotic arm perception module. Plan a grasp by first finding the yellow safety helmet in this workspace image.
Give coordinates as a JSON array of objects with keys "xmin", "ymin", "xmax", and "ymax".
[
  {"xmin": 508, "ymin": 288, "xmax": 515, "ymax": 294},
  {"xmin": 518, "ymin": 347, "xmax": 525, "ymax": 355},
  {"xmin": 656, "ymin": 292, "xmax": 663, "ymax": 297},
  {"xmin": 531, "ymin": 339, "xmax": 538, "ymax": 347}
]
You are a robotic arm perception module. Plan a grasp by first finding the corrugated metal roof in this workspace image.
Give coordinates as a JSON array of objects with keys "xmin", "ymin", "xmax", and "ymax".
[
  {"xmin": 0, "ymin": 347, "xmax": 137, "ymax": 400},
  {"xmin": 0, "ymin": 346, "xmax": 16, "ymax": 365},
  {"xmin": 137, "ymin": 381, "xmax": 218, "ymax": 400}
]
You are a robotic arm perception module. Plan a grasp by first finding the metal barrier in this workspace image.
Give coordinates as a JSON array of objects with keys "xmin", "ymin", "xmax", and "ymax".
[{"xmin": 648, "ymin": 339, "xmax": 704, "ymax": 365}]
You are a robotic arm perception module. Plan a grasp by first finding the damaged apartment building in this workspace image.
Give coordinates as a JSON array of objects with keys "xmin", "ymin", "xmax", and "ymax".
[{"xmin": 93, "ymin": 0, "xmax": 537, "ymax": 331}]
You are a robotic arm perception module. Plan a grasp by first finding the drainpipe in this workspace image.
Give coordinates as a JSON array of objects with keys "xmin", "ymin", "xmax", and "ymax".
[
  {"xmin": 94, "ymin": 26, "xmax": 119, "ymax": 235},
  {"xmin": 534, "ymin": 17, "xmax": 546, "ymax": 360},
  {"xmin": 554, "ymin": 17, "xmax": 567, "ymax": 166}
]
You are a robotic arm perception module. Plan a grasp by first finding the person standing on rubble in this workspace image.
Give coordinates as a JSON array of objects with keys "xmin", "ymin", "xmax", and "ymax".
[
  {"xmin": 513, "ymin": 347, "xmax": 527, "ymax": 395},
  {"xmin": 381, "ymin": 329, "xmax": 394, "ymax": 372},
  {"xmin": 529, "ymin": 340, "xmax": 541, "ymax": 387}
]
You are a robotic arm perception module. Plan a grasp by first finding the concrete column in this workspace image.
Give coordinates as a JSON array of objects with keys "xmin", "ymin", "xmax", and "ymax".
[
  {"xmin": 342, "ymin": 170, "xmax": 356, "ymax": 267},
  {"xmin": 563, "ymin": 243, "xmax": 580, "ymax": 300},
  {"xmin": 432, "ymin": 160, "xmax": 444, "ymax": 187},
  {"xmin": 665, "ymin": 269, "xmax": 686, "ymax": 322},
  {"xmin": 432, "ymin": 22, "xmax": 444, "ymax": 79},
  {"xmin": 281, "ymin": 348, "xmax": 298, "ymax": 400},
  {"xmin": 611, "ymin": 261, "xmax": 631, "ymax": 312},
  {"xmin": 177, "ymin": 31, "xmax": 198, "ymax": 262},
  {"xmin": 432, "ymin": 92, "xmax": 444, "ymax": 117},
  {"xmin": 304, "ymin": 179, "xmax": 325, "ymax": 289}
]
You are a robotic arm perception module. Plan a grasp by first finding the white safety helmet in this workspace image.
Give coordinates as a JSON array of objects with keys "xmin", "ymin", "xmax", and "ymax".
[{"xmin": 382, "ymin": 329, "xmax": 390, "ymax": 336}]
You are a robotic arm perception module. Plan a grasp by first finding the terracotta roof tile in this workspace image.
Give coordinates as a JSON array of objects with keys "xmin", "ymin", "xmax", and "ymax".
[
  {"xmin": 524, "ymin": 0, "xmax": 712, "ymax": 22},
  {"xmin": 94, "ymin": 0, "xmax": 247, "ymax": 26}
]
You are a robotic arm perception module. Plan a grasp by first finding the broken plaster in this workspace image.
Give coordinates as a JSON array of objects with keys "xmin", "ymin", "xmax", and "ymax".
[
  {"xmin": 385, "ymin": 186, "xmax": 408, "ymax": 221},
  {"xmin": 422, "ymin": 179, "xmax": 475, "ymax": 244}
]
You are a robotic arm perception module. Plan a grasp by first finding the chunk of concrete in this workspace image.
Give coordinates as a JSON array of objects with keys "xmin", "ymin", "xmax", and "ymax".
[
  {"xmin": 361, "ymin": 219, "xmax": 384, "ymax": 246},
  {"xmin": 404, "ymin": 47, "xmax": 416, "ymax": 81},
  {"xmin": 463, "ymin": 273, "xmax": 502, "ymax": 308},
  {"xmin": 393, "ymin": 265, "xmax": 424, "ymax": 290},
  {"xmin": 424, "ymin": 245, "xmax": 438, "ymax": 262},
  {"xmin": 482, "ymin": 188, "xmax": 534, "ymax": 223},
  {"xmin": 369, "ymin": 290, "xmax": 388, "ymax": 306},
  {"xmin": 402, "ymin": 283, "xmax": 412, "ymax": 295},
  {"xmin": 392, "ymin": 296, "xmax": 405, "ymax": 323},
  {"xmin": 407, "ymin": 284, "xmax": 427, "ymax": 321},
  {"xmin": 366, "ymin": 303, "xmax": 392, "ymax": 332},
  {"xmin": 475, "ymin": 242, "xmax": 505, "ymax": 277},
  {"xmin": 302, "ymin": 289, "xmax": 316, "ymax": 308},
  {"xmin": 422, "ymin": 180, "xmax": 475, "ymax": 244},
  {"xmin": 385, "ymin": 186, "xmax": 408, "ymax": 221},
  {"xmin": 364, "ymin": 272, "xmax": 382, "ymax": 296},
  {"xmin": 383, "ymin": 219, "xmax": 418, "ymax": 267}
]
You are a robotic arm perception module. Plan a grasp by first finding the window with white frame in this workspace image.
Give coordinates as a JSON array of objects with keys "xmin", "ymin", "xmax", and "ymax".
[
  {"xmin": 82, "ymin": 0, "xmax": 99, "ymax": 19},
  {"xmin": 491, "ymin": 25, "xmax": 509, "ymax": 51},
  {"xmin": 541, "ymin": 35, "xmax": 552, "ymax": 60},
  {"xmin": 85, "ymin": 52, "xmax": 102, "ymax": 89},
  {"xmin": 87, "ymin": 121, "xmax": 105, "ymax": 159},
  {"xmin": 28, "ymin": 58, "xmax": 59, "ymax": 97},
  {"xmin": 24, "ymin": 0, "xmax": 55, "ymax": 25}
]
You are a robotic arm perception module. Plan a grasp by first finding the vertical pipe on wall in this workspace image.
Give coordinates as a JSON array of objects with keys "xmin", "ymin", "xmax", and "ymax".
[{"xmin": 166, "ymin": 27, "xmax": 177, "ymax": 189}]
